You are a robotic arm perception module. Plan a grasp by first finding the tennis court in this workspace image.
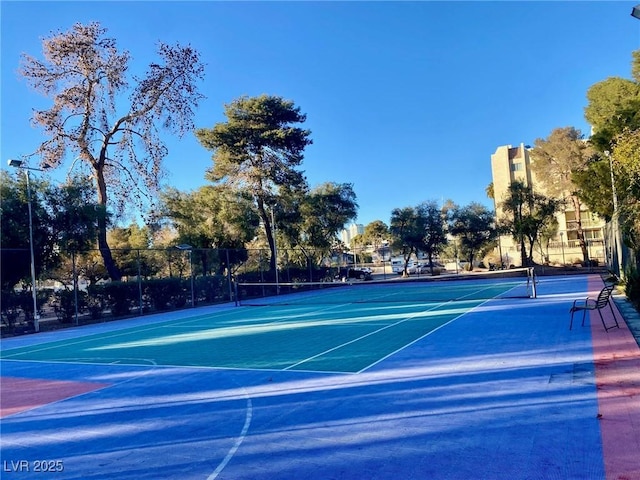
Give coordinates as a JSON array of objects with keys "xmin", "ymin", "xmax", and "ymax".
[
  {"xmin": 1, "ymin": 272, "xmax": 639, "ymax": 479},
  {"xmin": 0, "ymin": 270, "xmax": 534, "ymax": 374}
]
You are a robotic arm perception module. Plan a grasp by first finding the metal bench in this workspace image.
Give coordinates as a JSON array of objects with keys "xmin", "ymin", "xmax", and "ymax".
[{"xmin": 569, "ymin": 283, "xmax": 620, "ymax": 331}]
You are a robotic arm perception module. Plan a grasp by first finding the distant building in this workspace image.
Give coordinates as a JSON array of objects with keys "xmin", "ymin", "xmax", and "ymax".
[
  {"xmin": 340, "ymin": 223, "xmax": 364, "ymax": 248},
  {"xmin": 490, "ymin": 143, "xmax": 605, "ymax": 266}
]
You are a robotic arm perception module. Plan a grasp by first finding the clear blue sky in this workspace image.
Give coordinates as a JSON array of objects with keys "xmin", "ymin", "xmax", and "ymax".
[{"xmin": 2, "ymin": 1, "xmax": 639, "ymax": 227}]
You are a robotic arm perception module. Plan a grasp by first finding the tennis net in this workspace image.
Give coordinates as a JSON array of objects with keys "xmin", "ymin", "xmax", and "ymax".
[{"xmin": 235, "ymin": 267, "xmax": 537, "ymax": 306}]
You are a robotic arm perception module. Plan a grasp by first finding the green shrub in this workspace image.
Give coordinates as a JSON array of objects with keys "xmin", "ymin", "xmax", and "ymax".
[
  {"xmin": 1, "ymin": 290, "xmax": 21, "ymax": 329},
  {"xmin": 86, "ymin": 285, "xmax": 108, "ymax": 319},
  {"xmin": 195, "ymin": 275, "xmax": 227, "ymax": 303},
  {"xmin": 53, "ymin": 289, "xmax": 87, "ymax": 323},
  {"xmin": 16, "ymin": 289, "xmax": 35, "ymax": 321},
  {"xmin": 143, "ymin": 277, "xmax": 185, "ymax": 311},
  {"xmin": 101, "ymin": 282, "xmax": 138, "ymax": 317},
  {"xmin": 623, "ymin": 263, "xmax": 640, "ymax": 308}
]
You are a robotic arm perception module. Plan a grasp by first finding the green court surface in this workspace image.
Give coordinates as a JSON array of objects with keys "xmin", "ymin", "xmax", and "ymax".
[
  {"xmin": 1, "ymin": 276, "xmax": 531, "ymax": 373},
  {"xmin": 0, "ymin": 299, "xmax": 484, "ymax": 373}
]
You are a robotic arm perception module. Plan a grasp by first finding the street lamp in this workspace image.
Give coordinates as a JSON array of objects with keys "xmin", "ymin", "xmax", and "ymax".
[
  {"xmin": 632, "ymin": 4, "xmax": 640, "ymax": 20},
  {"xmin": 559, "ymin": 231, "xmax": 566, "ymax": 265},
  {"xmin": 605, "ymin": 150, "xmax": 624, "ymax": 278},
  {"xmin": 270, "ymin": 206, "xmax": 279, "ymax": 292},
  {"xmin": 175, "ymin": 244, "xmax": 195, "ymax": 307},
  {"xmin": 7, "ymin": 159, "xmax": 48, "ymax": 332}
]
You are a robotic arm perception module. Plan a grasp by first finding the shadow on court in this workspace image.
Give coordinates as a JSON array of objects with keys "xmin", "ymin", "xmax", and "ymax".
[{"xmin": 1, "ymin": 274, "xmax": 638, "ymax": 479}]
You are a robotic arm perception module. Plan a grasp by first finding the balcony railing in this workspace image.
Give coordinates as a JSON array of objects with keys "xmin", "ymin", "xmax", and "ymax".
[{"xmin": 565, "ymin": 219, "xmax": 605, "ymax": 230}]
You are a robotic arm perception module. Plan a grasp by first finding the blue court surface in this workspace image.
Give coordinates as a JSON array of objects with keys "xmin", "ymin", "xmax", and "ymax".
[{"xmin": 1, "ymin": 273, "xmax": 639, "ymax": 479}]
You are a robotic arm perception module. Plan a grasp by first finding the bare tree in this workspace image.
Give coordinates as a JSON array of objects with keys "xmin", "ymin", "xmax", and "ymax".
[{"xmin": 19, "ymin": 22, "xmax": 205, "ymax": 280}]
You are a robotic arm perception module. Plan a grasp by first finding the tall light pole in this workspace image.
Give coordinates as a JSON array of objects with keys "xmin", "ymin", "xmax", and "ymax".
[
  {"xmin": 605, "ymin": 151, "xmax": 624, "ymax": 278},
  {"xmin": 8, "ymin": 159, "xmax": 48, "ymax": 332},
  {"xmin": 271, "ymin": 206, "xmax": 279, "ymax": 292}
]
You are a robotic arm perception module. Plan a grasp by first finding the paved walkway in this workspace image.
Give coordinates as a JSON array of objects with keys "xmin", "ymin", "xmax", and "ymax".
[
  {"xmin": 613, "ymin": 290, "xmax": 640, "ymax": 348},
  {"xmin": 602, "ymin": 287, "xmax": 640, "ymax": 479}
]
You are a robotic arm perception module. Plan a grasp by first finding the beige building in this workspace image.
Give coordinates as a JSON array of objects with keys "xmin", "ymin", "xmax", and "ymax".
[
  {"xmin": 490, "ymin": 143, "xmax": 606, "ymax": 267},
  {"xmin": 340, "ymin": 223, "xmax": 364, "ymax": 248}
]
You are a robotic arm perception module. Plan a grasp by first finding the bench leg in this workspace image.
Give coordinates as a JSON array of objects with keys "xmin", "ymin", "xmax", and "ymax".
[
  {"xmin": 598, "ymin": 309, "xmax": 608, "ymax": 331},
  {"xmin": 602, "ymin": 302, "xmax": 620, "ymax": 331},
  {"xmin": 569, "ymin": 307, "xmax": 589, "ymax": 330},
  {"xmin": 569, "ymin": 308, "xmax": 585, "ymax": 330}
]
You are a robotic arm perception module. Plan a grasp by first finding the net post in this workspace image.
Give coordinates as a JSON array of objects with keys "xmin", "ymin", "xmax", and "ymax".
[
  {"xmin": 528, "ymin": 267, "xmax": 537, "ymax": 298},
  {"xmin": 234, "ymin": 281, "xmax": 239, "ymax": 306}
]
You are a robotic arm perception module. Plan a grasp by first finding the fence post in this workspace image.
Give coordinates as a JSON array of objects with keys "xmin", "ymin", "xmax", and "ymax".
[
  {"xmin": 189, "ymin": 249, "xmax": 194, "ymax": 307},
  {"xmin": 226, "ymin": 249, "xmax": 233, "ymax": 302},
  {"xmin": 73, "ymin": 250, "xmax": 79, "ymax": 326},
  {"xmin": 137, "ymin": 249, "xmax": 143, "ymax": 315}
]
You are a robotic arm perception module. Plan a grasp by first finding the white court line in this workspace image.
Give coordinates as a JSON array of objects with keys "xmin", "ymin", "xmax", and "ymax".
[
  {"xmin": 0, "ymin": 310, "xmax": 242, "ymax": 358},
  {"xmin": 284, "ymin": 279, "xmax": 528, "ymax": 372},
  {"xmin": 0, "ymin": 303, "xmax": 328, "ymax": 359},
  {"xmin": 360, "ymin": 286, "xmax": 533, "ymax": 373},
  {"xmin": 207, "ymin": 398, "xmax": 253, "ymax": 480},
  {"xmin": 283, "ymin": 301, "xmax": 451, "ymax": 371}
]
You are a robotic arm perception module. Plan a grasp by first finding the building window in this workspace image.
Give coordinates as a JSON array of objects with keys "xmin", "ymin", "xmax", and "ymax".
[{"xmin": 511, "ymin": 162, "xmax": 523, "ymax": 172}]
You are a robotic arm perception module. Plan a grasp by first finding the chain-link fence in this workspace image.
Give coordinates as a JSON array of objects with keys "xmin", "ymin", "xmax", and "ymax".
[
  {"xmin": 4, "ymin": 239, "xmax": 620, "ymax": 337},
  {"xmin": 1, "ymin": 247, "xmax": 364, "ymax": 336}
]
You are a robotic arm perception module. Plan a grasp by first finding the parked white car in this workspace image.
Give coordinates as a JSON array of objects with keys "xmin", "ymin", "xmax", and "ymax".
[
  {"xmin": 444, "ymin": 261, "xmax": 470, "ymax": 271},
  {"xmin": 391, "ymin": 258, "xmax": 405, "ymax": 274},
  {"xmin": 406, "ymin": 262, "xmax": 445, "ymax": 274}
]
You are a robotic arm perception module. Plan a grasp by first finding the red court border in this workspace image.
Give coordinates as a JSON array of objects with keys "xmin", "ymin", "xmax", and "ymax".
[
  {"xmin": 0, "ymin": 377, "xmax": 109, "ymax": 418},
  {"xmin": 589, "ymin": 277, "xmax": 640, "ymax": 480}
]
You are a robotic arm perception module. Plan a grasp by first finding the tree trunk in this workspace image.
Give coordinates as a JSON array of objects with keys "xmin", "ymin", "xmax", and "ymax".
[
  {"xmin": 571, "ymin": 195, "xmax": 590, "ymax": 263},
  {"xmin": 467, "ymin": 252, "xmax": 475, "ymax": 270},
  {"xmin": 527, "ymin": 237, "xmax": 536, "ymax": 265},
  {"xmin": 258, "ymin": 199, "xmax": 277, "ymax": 272},
  {"xmin": 95, "ymin": 167, "xmax": 121, "ymax": 281},
  {"xmin": 520, "ymin": 235, "xmax": 528, "ymax": 267}
]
